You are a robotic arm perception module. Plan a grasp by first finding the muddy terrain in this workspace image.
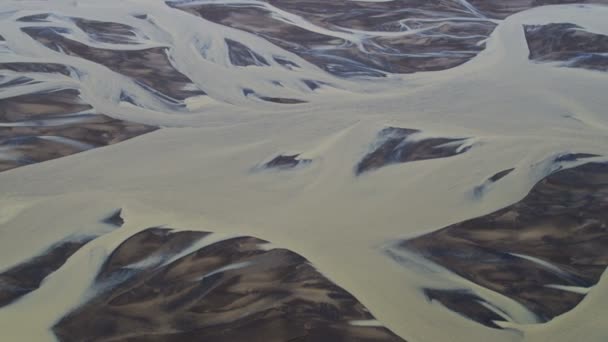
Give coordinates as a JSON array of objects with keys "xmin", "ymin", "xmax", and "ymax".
[{"xmin": 397, "ymin": 161, "xmax": 608, "ymax": 325}]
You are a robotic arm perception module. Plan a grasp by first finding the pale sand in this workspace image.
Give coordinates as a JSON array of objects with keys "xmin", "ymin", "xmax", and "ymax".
[{"xmin": 0, "ymin": 1, "xmax": 607, "ymax": 342}]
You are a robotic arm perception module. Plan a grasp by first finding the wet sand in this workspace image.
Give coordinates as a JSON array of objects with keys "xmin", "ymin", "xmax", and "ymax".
[
  {"xmin": 53, "ymin": 228, "xmax": 404, "ymax": 342},
  {"xmin": 0, "ymin": 88, "xmax": 157, "ymax": 172},
  {"xmin": 242, "ymin": 88, "xmax": 306, "ymax": 104},
  {"xmin": 525, "ymin": 23, "xmax": 608, "ymax": 71},
  {"xmin": 0, "ymin": 239, "xmax": 94, "ymax": 308},
  {"xmin": 226, "ymin": 38, "xmax": 270, "ymax": 67},
  {"xmin": 0, "ymin": 2, "xmax": 607, "ymax": 342},
  {"xmin": 398, "ymin": 161, "xmax": 608, "ymax": 324},
  {"xmin": 263, "ymin": 154, "xmax": 312, "ymax": 170},
  {"xmin": 71, "ymin": 18, "xmax": 144, "ymax": 45},
  {"xmin": 422, "ymin": 288, "xmax": 507, "ymax": 328},
  {"xmin": 0, "ymin": 63, "xmax": 72, "ymax": 76},
  {"xmin": 168, "ymin": 0, "xmax": 608, "ymax": 77},
  {"xmin": 468, "ymin": 0, "xmax": 608, "ymax": 19},
  {"xmin": 0, "ymin": 210, "xmax": 123, "ymax": 308},
  {"xmin": 170, "ymin": 1, "xmax": 495, "ymax": 76},
  {"xmin": 356, "ymin": 127, "xmax": 470, "ymax": 175},
  {"xmin": 22, "ymin": 26, "xmax": 205, "ymax": 102}
]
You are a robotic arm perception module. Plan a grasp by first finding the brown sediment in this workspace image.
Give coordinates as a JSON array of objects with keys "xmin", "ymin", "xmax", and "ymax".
[
  {"xmin": 264, "ymin": 154, "xmax": 312, "ymax": 170},
  {"xmin": 396, "ymin": 161, "xmax": 608, "ymax": 323},
  {"xmin": 96, "ymin": 228, "xmax": 210, "ymax": 282},
  {"xmin": 524, "ymin": 23, "xmax": 608, "ymax": 72},
  {"xmin": 0, "ymin": 136, "xmax": 88, "ymax": 171},
  {"xmin": 258, "ymin": 96, "xmax": 307, "ymax": 104},
  {"xmin": 53, "ymin": 228, "xmax": 405, "ymax": 342},
  {"xmin": 0, "ymin": 238, "xmax": 95, "ymax": 308},
  {"xmin": 243, "ymin": 88, "xmax": 306, "ymax": 104},
  {"xmin": 263, "ymin": 0, "xmax": 478, "ymax": 32},
  {"xmin": 0, "ymin": 62, "xmax": 72, "ymax": 76},
  {"xmin": 0, "ymin": 76, "xmax": 40, "ymax": 89},
  {"xmin": 21, "ymin": 27, "xmax": 205, "ymax": 101},
  {"xmin": 1, "ymin": 115, "xmax": 157, "ymax": 145},
  {"xmin": 102, "ymin": 209, "xmax": 125, "ymax": 227},
  {"xmin": 302, "ymin": 79, "xmax": 322, "ymax": 90},
  {"xmin": 488, "ymin": 168, "xmax": 515, "ymax": 182},
  {"xmin": 0, "ymin": 88, "xmax": 92, "ymax": 122},
  {"xmin": 226, "ymin": 38, "xmax": 270, "ymax": 67},
  {"xmin": 71, "ymin": 17, "xmax": 143, "ymax": 44},
  {"xmin": 0, "ymin": 207, "xmax": 127, "ymax": 307},
  {"xmin": 168, "ymin": 1, "xmax": 496, "ymax": 77},
  {"xmin": 168, "ymin": 0, "xmax": 608, "ymax": 77},
  {"xmin": 467, "ymin": 0, "xmax": 608, "ymax": 19},
  {"xmin": 17, "ymin": 13, "xmax": 51, "ymax": 23},
  {"xmin": 423, "ymin": 289, "xmax": 507, "ymax": 328},
  {"xmin": 554, "ymin": 153, "xmax": 599, "ymax": 162},
  {"xmin": 274, "ymin": 56, "xmax": 300, "ymax": 69},
  {"xmin": 0, "ymin": 117, "xmax": 158, "ymax": 172},
  {"xmin": 356, "ymin": 127, "xmax": 470, "ymax": 175},
  {"xmin": 473, "ymin": 168, "xmax": 516, "ymax": 198},
  {"xmin": 0, "ymin": 88, "xmax": 158, "ymax": 172}
]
